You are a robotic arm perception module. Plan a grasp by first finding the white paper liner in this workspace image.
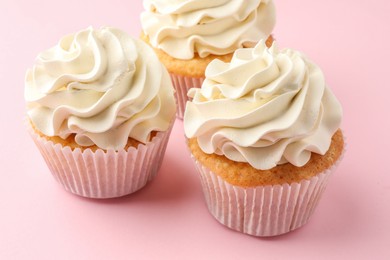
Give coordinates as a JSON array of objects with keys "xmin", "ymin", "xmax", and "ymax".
[
  {"xmin": 191, "ymin": 148, "xmax": 345, "ymax": 237},
  {"xmin": 169, "ymin": 73, "xmax": 204, "ymax": 120},
  {"xmin": 28, "ymin": 124, "xmax": 173, "ymax": 199}
]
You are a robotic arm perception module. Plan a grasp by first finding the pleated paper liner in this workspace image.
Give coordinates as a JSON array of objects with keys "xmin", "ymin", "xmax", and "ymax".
[
  {"xmin": 191, "ymin": 147, "xmax": 345, "ymax": 237},
  {"xmin": 28, "ymin": 123, "xmax": 173, "ymax": 199},
  {"xmin": 169, "ymin": 73, "xmax": 204, "ymax": 120}
]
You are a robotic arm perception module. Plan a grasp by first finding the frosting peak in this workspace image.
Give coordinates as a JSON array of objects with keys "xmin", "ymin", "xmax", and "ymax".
[
  {"xmin": 25, "ymin": 27, "xmax": 176, "ymax": 150},
  {"xmin": 184, "ymin": 40, "xmax": 342, "ymax": 170},
  {"xmin": 141, "ymin": 0, "xmax": 276, "ymax": 59}
]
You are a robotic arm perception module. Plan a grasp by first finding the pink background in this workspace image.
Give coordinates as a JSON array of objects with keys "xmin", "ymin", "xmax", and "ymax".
[{"xmin": 1, "ymin": 0, "xmax": 389, "ymax": 259}]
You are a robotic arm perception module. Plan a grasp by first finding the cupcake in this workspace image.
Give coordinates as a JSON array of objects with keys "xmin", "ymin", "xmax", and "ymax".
[
  {"xmin": 184, "ymin": 40, "xmax": 344, "ymax": 236},
  {"xmin": 25, "ymin": 27, "xmax": 176, "ymax": 199},
  {"xmin": 141, "ymin": 0, "xmax": 276, "ymax": 119}
]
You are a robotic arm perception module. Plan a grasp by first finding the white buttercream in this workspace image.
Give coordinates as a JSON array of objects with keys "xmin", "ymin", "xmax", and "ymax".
[
  {"xmin": 25, "ymin": 27, "xmax": 176, "ymax": 150},
  {"xmin": 141, "ymin": 0, "xmax": 276, "ymax": 59},
  {"xmin": 184, "ymin": 40, "xmax": 342, "ymax": 170}
]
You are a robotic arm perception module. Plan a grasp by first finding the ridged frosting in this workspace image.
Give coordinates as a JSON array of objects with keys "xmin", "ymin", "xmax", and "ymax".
[
  {"xmin": 141, "ymin": 0, "xmax": 276, "ymax": 59},
  {"xmin": 25, "ymin": 27, "xmax": 176, "ymax": 150},
  {"xmin": 184, "ymin": 40, "xmax": 342, "ymax": 170}
]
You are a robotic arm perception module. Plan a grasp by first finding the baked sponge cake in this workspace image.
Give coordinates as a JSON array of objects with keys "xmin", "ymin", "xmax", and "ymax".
[
  {"xmin": 25, "ymin": 27, "xmax": 176, "ymax": 199},
  {"xmin": 141, "ymin": 0, "xmax": 276, "ymax": 118},
  {"xmin": 188, "ymin": 130, "xmax": 344, "ymax": 187},
  {"xmin": 184, "ymin": 40, "xmax": 344, "ymax": 236}
]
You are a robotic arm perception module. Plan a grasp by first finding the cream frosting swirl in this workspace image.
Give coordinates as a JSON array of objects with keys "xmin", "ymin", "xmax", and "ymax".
[
  {"xmin": 141, "ymin": 0, "xmax": 276, "ymax": 59},
  {"xmin": 184, "ymin": 40, "xmax": 342, "ymax": 170},
  {"xmin": 25, "ymin": 27, "xmax": 176, "ymax": 150}
]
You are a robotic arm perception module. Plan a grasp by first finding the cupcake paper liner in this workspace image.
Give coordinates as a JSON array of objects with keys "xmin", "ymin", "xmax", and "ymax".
[
  {"xmin": 28, "ymin": 124, "xmax": 173, "ymax": 199},
  {"xmin": 169, "ymin": 73, "xmax": 204, "ymax": 119},
  {"xmin": 191, "ymin": 148, "xmax": 344, "ymax": 237}
]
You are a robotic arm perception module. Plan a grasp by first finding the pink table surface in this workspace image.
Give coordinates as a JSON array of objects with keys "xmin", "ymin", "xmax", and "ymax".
[{"xmin": 1, "ymin": 1, "xmax": 389, "ymax": 259}]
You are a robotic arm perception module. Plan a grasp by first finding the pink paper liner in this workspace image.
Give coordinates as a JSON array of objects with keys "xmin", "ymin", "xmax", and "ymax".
[
  {"xmin": 169, "ymin": 73, "xmax": 204, "ymax": 120},
  {"xmin": 191, "ymin": 148, "xmax": 345, "ymax": 237},
  {"xmin": 28, "ymin": 124, "xmax": 173, "ymax": 199}
]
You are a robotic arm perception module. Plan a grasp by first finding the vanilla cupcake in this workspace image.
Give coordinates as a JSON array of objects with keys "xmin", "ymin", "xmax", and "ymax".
[
  {"xmin": 25, "ymin": 27, "xmax": 176, "ymax": 199},
  {"xmin": 184, "ymin": 40, "xmax": 344, "ymax": 236},
  {"xmin": 141, "ymin": 0, "xmax": 276, "ymax": 119}
]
